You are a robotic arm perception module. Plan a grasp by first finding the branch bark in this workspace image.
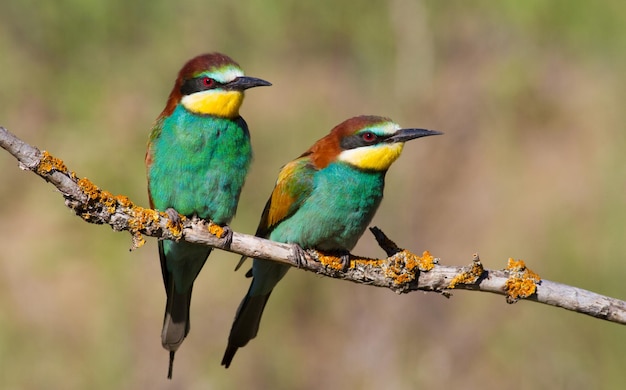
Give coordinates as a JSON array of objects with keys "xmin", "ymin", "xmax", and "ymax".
[{"xmin": 2, "ymin": 125, "xmax": 626, "ymax": 325}]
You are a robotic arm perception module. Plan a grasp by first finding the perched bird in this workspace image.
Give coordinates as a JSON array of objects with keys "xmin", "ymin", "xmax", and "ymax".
[
  {"xmin": 145, "ymin": 53, "xmax": 270, "ymax": 378},
  {"xmin": 222, "ymin": 115, "xmax": 441, "ymax": 367}
]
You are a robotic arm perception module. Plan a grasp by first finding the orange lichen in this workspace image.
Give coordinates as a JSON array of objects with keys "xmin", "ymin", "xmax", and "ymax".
[
  {"xmin": 385, "ymin": 258, "xmax": 415, "ymax": 285},
  {"xmin": 128, "ymin": 207, "xmax": 161, "ymax": 231},
  {"xmin": 77, "ymin": 177, "xmax": 101, "ymax": 200},
  {"xmin": 164, "ymin": 212, "xmax": 185, "ymax": 237},
  {"xmin": 126, "ymin": 207, "xmax": 164, "ymax": 248},
  {"xmin": 100, "ymin": 190, "xmax": 116, "ymax": 213},
  {"xmin": 115, "ymin": 195, "xmax": 134, "ymax": 208},
  {"xmin": 317, "ymin": 253, "xmax": 345, "ymax": 271},
  {"xmin": 207, "ymin": 222, "xmax": 226, "ymax": 239},
  {"xmin": 74, "ymin": 175, "xmax": 171, "ymax": 246},
  {"xmin": 75, "ymin": 177, "xmax": 104, "ymax": 220},
  {"xmin": 409, "ymin": 250, "xmax": 436, "ymax": 272},
  {"xmin": 448, "ymin": 254, "xmax": 484, "ymax": 289},
  {"xmin": 504, "ymin": 258, "xmax": 541, "ymax": 303},
  {"xmin": 383, "ymin": 250, "xmax": 437, "ymax": 287},
  {"xmin": 131, "ymin": 232, "xmax": 146, "ymax": 249},
  {"xmin": 352, "ymin": 258, "xmax": 385, "ymax": 268},
  {"xmin": 36, "ymin": 151, "xmax": 68, "ymax": 175}
]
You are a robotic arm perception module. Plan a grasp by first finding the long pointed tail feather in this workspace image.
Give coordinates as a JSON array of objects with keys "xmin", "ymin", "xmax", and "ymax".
[
  {"xmin": 167, "ymin": 351, "xmax": 175, "ymax": 379},
  {"xmin": 162, "ymin": 278, "xmax": 193, "ymax": 378},
  {"xmin": 221, "ymin": 292, "xmax": 271, "ymax": 368}
]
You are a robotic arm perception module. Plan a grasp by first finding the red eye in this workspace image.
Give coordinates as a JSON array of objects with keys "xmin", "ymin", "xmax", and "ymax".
[
  {"xmin": 202, "ymin": 77, "xmax": 215, "ymax": 87},
  {"xmin": 362, "ymin": 132, "xmax": 377, "ymax": 142}
]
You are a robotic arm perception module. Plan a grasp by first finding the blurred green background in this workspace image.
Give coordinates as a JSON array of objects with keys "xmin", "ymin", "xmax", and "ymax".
[{"xmin": 1, "ymin": 0, "xmax": 625, "ymax": 388}]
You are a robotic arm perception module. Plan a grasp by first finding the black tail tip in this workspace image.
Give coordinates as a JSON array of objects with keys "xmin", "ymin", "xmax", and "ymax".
[
  {"xmin": 221, "ymin": 347, "xmax": 238, "ymax": 369},
  {"xmin": 167, "ymin": 351, "xmax": 175, "ymax": 379}
]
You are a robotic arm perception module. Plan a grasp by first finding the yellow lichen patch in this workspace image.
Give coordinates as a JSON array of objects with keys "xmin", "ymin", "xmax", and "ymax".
[
  {"xmin": 207, "ymin": 222, "xmax": 225, "ymax": 239},
  {"xmin": 128, "ymin": 207, "xmax": 161, "ymax": 232},
  {"xmin": 504, "ymin": 258, "xmax": 541, "ymax": 303},
  {"xmin": 407, "ymin": 250, "xmax": 436, "ymax": 272},
  {"xmin": 71, "ymin": 174, "xmax": 177, "ymax": 247},
  {"xmin": 77, "ymin": 177, "xmax": 101, "ymax": 200},
  {"xmin": 317, "ymin": 253, "xmax": 345, "ymax": 271},
  {"xmin": 76, "ymin": 178, "xmax": 126, "ymax": 214},
  {"xmin": 131, "ymin": 232, "xmax": 146, "ymax": 250},
  {"xmin": 126, "ymin": 206, "xmax": 165, "ymax": 248},
  {"xmin": 115, "ymin": 195, "xmax": 134, "ymax": 208},
  {"xmin": 75, "ymin": 177, "xmax": 104, "ymax": 221},
  {"xmin": 448, "ymin": 256, "xmax": 484, "ymax": 289},
  {"xmin": 164, "ymin": 212, "xmax": 185, "ymax": 237},
  {"xmin": 382, "ymin": 250, "xmax": 438, "ymax": 287},
  {"xmin": 384, "ymin": 253, "xmax": 415, "ymax": 286},
  {"xmin": 352, "ymin": 258, "xmax": 385, "ymax": 268},
  {"xmin": 386, "ymin": 265, "xmax": 415, "ymax": 285},
  {"xmin": 36, "ymin": 151, "xmax": 68, "ymax": 175},
  {"xmin": 100, "ymin": 190, "xmax": 116, "ymax": 213}
]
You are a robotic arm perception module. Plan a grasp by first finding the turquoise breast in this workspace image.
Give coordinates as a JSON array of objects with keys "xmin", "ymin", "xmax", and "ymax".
[
  {"xmin": 269, "ymin": 161, "xmax": 385, "ymax": 251},
  {"xmin": 148, "ymin": 104, "xmax": 252, "ymax": 224}
]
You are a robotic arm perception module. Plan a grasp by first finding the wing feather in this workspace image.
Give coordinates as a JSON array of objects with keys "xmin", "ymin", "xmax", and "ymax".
[
  {"xmin": 256, "ymin": 156, "xmax": 316, "ymax": 237},
  {"xmin": 235, "ymin": 156, "xmax": 316, "ymax": 271}
]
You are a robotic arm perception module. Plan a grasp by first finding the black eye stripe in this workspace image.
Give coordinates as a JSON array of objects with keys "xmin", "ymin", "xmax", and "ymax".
[
  {"xmin": 339, "ymin": 133, "xmax": 391, "ymax": 150},
  {"xmin": 180, "ymin": 77, "xmax": 224, "ymax": 95}
]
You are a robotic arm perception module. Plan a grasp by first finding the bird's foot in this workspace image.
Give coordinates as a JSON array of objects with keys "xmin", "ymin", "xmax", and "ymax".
[
  {"xmin": 220, "ymin": 225, "xmax": 234, "ymax": 248},
  {"xmin": 291, "ymin": 244, "xmax": 308, "ymax": 268},
  {"xmin": 338, "ymin": 251, "xmax": 351, "ymax": 272},
  {"xmin": 164, "ymin": 208, "xmax": 182, "ymax": 226}
]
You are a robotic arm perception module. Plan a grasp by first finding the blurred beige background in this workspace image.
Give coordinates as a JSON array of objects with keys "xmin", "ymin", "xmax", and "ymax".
[{"xmin": 1, "ymin": 0, "xmax": 625, "ymax": 389}]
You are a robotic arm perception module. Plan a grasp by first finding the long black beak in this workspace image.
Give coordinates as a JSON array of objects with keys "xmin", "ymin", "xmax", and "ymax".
[
  {"xmin": 386, "ymin": 128, "xmax": 442, "ymax": 143},
  {"xmin": 226, "ymin": 76, "xmax": 272, "ymax": 91}
]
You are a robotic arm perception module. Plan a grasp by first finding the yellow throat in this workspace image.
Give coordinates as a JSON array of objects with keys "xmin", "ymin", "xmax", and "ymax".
[
  {"xmin": 339, "ymin": 142, "xmax": 405, "ymax": 171},
  {"xmin": 181, "ymin": 90, "xmax": 244, "ymax": 118}
]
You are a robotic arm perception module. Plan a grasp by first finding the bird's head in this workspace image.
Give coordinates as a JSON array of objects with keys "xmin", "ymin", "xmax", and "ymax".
[
  {"xmin": 162, "ymin": 53, "xmax": 271, "ymax": 118},
  {"xmin": 307, "ymin": 116, "xmax": 441, "ymax": 171}
]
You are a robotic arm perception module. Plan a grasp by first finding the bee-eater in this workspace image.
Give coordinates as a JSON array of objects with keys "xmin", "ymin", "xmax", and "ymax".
[
  {"xmin": 145, "ymin": 53, "xmax": 270, "ymax": 378},
  {"xmin": 221, "ymin": 115, "xmax": 441, "ymax": 367}
]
